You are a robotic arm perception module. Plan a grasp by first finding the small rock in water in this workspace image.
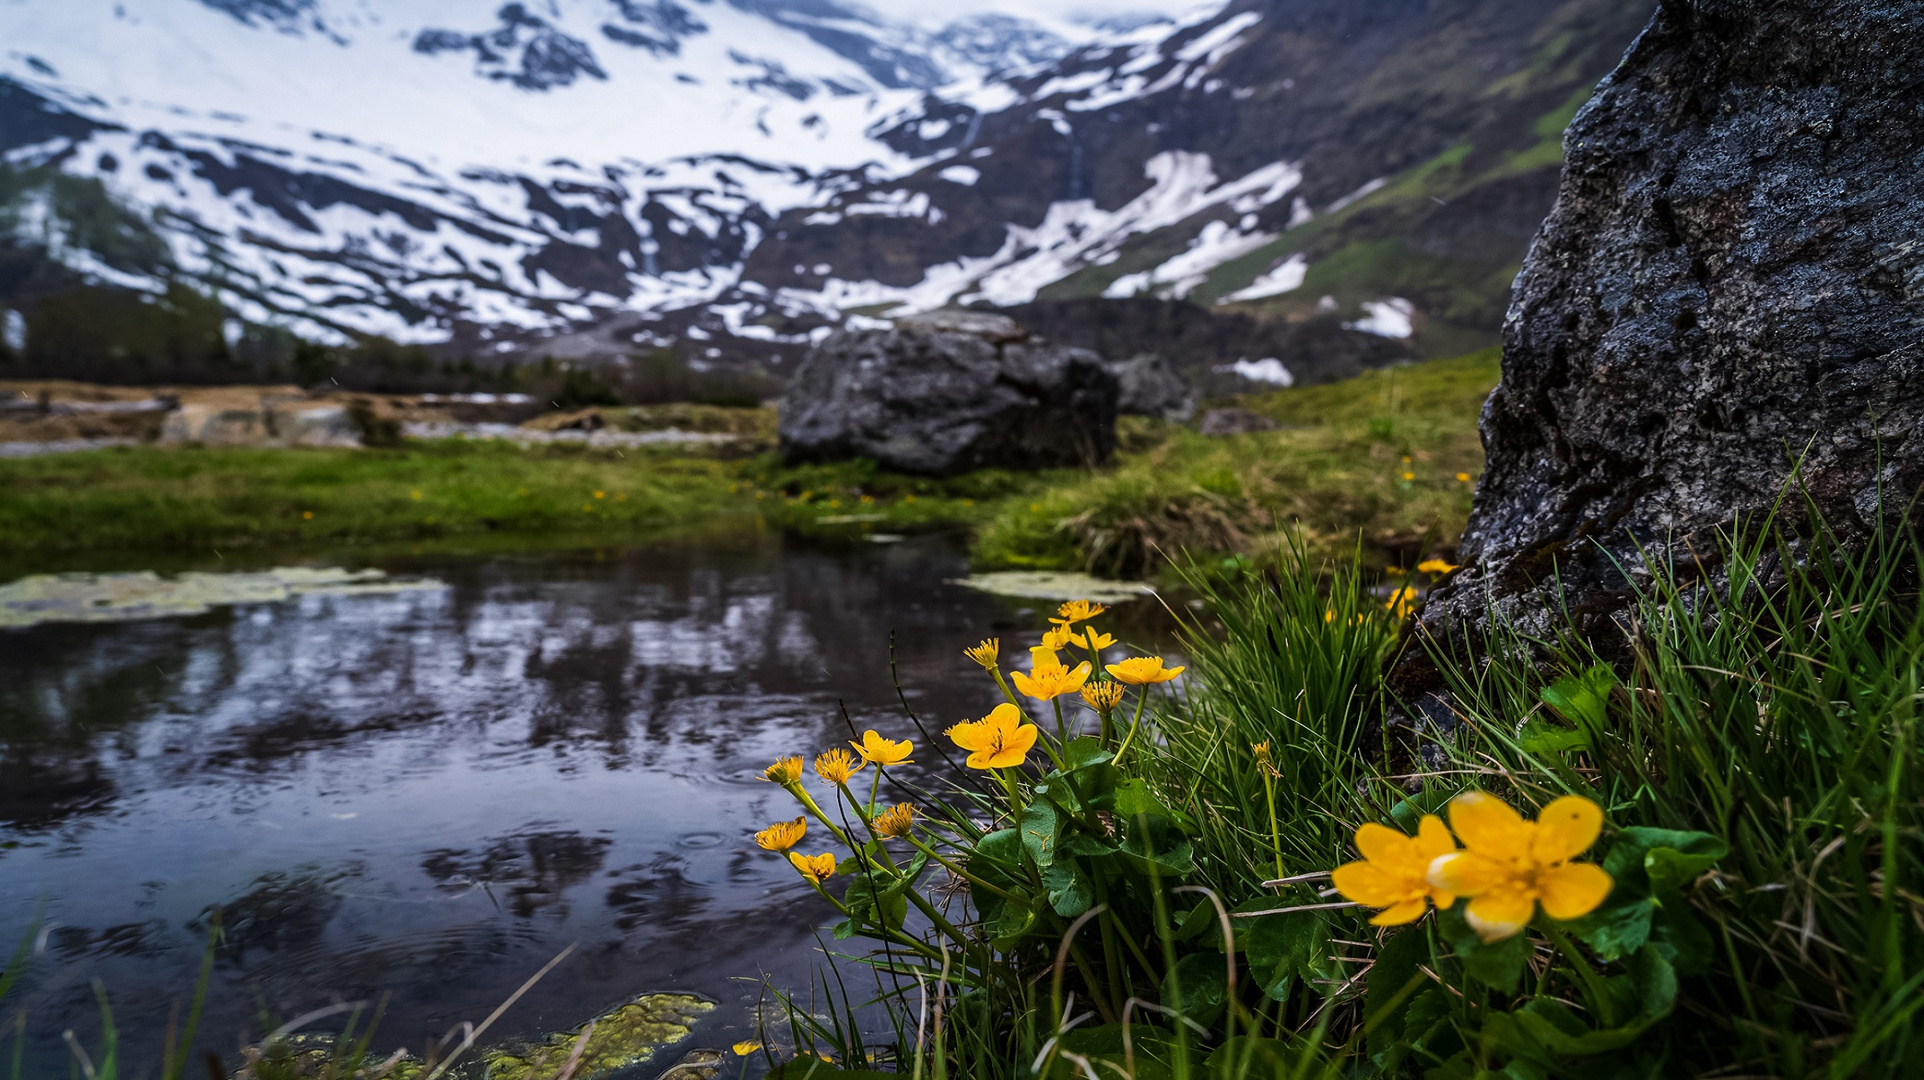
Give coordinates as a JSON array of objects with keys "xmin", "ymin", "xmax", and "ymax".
[{"xmin": 950, "ymin": 571, "xmax": 1153, "ymax": 603}]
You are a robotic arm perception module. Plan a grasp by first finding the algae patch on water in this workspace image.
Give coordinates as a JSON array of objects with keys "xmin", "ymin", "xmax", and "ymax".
[
  {"xmin": 0, "ymin": 566, "xmax": 445, "ymax": 628},
  {"xmin": 949, "ymin": 571, "xmax": 1154, "ymax": 603},
  {"xmin": 484, "ymin": 993, "xmax": 714, "ymax": 1080}
]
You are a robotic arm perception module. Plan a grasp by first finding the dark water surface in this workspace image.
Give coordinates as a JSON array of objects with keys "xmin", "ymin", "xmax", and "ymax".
[{"xmin": 0, "ymin": 534, "xmax": 1022, "ymax": 1075}]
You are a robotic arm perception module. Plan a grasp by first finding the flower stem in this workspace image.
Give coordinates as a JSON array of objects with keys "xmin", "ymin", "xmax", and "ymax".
[
  {"xmin": 1113, "ymin": 688, "xmax": 1151, "ymax": 764},
  {"xmin": 1261, "ymin": 769, "xmax": 1284, "ymax": 883}
]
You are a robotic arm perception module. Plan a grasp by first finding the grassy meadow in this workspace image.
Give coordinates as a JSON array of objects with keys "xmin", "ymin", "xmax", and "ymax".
[{"xmin": 0, "ymin": 350, "xmax": 1499, "ymax": 577}]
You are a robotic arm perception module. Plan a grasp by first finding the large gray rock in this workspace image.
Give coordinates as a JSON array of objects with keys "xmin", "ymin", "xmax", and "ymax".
[
  {"xmin": 1110, "ymin": 353, "xmax": 1196, "ymax": 421},
  {"xmin": 779, "ymin": 321, "xmax": 1118, "ymax": 475},
  {"xmin": 1406, "ymin": 0, "xmax": 1924, "ymax": 683}
]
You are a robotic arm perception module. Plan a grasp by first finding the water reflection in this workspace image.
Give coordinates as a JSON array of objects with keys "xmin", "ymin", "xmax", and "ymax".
[{"xmin": 0, "ymin": 534, "xmax": 1017, "ymax": 1076}]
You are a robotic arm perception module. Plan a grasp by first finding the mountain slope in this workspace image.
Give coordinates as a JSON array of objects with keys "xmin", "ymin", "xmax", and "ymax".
[{"xmin": 0, "ymin": 0, "xmax": 1656, "ymax": 386}]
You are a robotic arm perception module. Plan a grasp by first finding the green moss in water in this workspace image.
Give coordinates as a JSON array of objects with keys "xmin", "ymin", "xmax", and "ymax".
[{"xmin": 484, "ymin": 993, "xmax": 714, "ymax": 1080}]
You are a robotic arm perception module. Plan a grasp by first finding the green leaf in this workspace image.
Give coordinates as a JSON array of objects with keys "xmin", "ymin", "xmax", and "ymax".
[
  {"xmin": 1061, "ymin": 736, "xmax": 1113, "ymax": 772},
  {"xmin": 1160, "ymin": 951, "xmax": 1229, "ymax": 1027},
  {"xmin": 1568, "ymin": 895, "xmax": 1653, "ymax": 961},
  {"xmin": 1044, "ymin": 1024, "xmax": 1189, "ymax": 1080},
  {"xmin": 1541, "ymin": 663, "xmax": 1617, "ymax": 730},
  {"xmin": 1645, "ymin": 843, "xmax": 1724, "ymax": 895},
  {"xmin": 1516, "ymin": 720, "xmax": 1591, "ymax": 754},
  {"xmin": 1386, "ymin": 787, "xmax": 1456, "ymax": 834},
  {"xmin": 1041, "ymin": 862, "xmax": 1093, "ymax": 918},
  {"xmin": 1020, "ymin": 799, "xmax": 1060, "ymax": 870},
  {"xmin": 1114, "ymin": 777, "xmax": 1169, "ymax": 818},
  {"xmin": 1118, "ymin": 812, "xmax": 1194, "ymax": 877},
  {"xmin": 1650, "ymin": 900, "xmax": 1715, "ymax": 976},
  {"xmin": 1173, "ymin": 898, "xmax": 1219, "ymax": 943},
  {"xmin": 1493, "ymin": 945, "xmax": 1678, "ymax": 1057},
  {"xmin": 1605, "ymin": 828, "xmax": 1726, "ymax": 895},
  {"xmin": 1049, "ymin": 739, "xmax": 1120, "ymax": 814},
  {"xmin": 971, "ymin": 828, "xmax": 1024, "ymax": 874},
  {"xmin": 1365, "ymin": 926, "xmax": 1430, "ymax": 1056},
  {"xmin": 1437, "ymin": 905, "xmax": 1529, "ymax": 994},
  {"xmin": 1061, "ymin": 830, "xmax": 1119, "ymax": 858},
  {"xmin": 991, "ymin": 893, "xmax": 1038, "ymax": 946},
  {"xmin": 1240, "ymin": 903, "xmax": 1331, "ymax": 1002}
]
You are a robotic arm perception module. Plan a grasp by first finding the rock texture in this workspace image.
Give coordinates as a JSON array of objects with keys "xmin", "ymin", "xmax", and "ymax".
[
  {"xmin": 1410, "ymin": 0, "xmax": 1924, "ymax": 675},
  {"xmin": 779, "ymin": 318, "xmax": 1117, "ymax": 475},
  {"xmin": 1111, "ymin": 353, "xmax": 1196, "ymax": 421}
]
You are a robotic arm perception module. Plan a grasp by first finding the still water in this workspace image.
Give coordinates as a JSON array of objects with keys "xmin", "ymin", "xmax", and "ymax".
[{"xmin": 0, "ymin": 534, "xmax": 1032, "ymax": 1075}]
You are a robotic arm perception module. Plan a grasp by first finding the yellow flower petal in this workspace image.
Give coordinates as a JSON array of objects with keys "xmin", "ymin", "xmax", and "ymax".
[
  {"xmin": 1331, "ymin": 861, "xmax": 1410, "ymax": 908},
  {"xmin": 1532, "ymin": 795, "xmax": 1604, "ymax": 864},
  {"xmin": 851, "ymin": 729, "xmax": 914, "ymax": 767},
  {"xmin": 1447, "ymin": 791, "xmax": 1533, "ymax": 859},
  {"xmin": 1414, "ymin": 814, "xmax": 1457, "ymax": 862},
  {"xmin": 1426, "ymin": 850, "xmax": 1508, "ymax": 896},
  {"xmin": 1352, "ymin": 822, "xmax": 1409, "ymax": 867},
  {"xmin": 1369, "ymin": 896, "xmax": 1430, "ymax": 927},
  {"xmin": 1538, "ymin": 862, "xmax": 1614, "ymax": 920},
  {"xmin": 1105, "ymin": 656, "xmax": 1183, "ymax": 685},
  {"xmin": 950, "ymin": 703, "xmax": 1035, "ymax": 769},
  {"xmin": 1463, "ymin": 888, "xmax": 1536, "ymax": 942}
]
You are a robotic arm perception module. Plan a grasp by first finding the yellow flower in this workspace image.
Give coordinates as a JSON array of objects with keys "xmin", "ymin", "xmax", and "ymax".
[
  {"xmin": 410, "ymin": 489, "xmax": 423, "ymax": 500},
  {"xmin": 814, "ymin": 748, "xmax": 864, "ymax": 785},
  {"xmin": 1456, "ymin": 472, "xmax": 1473, "ymax": 483},
  {"xmin": 755, "ymin": 816, "xmax": 807, "ymax": 852},
  {"xmin": 732, "ymin": 1041, "xmax": 762, "ymax": 1056},
  {"xmin": 964, "ymin": 637, "xmax": 1000, "ymax": 668},
  {"xmin": 1251, "ymin": 741, "xmax": 1278, "ymax": 777},
  {"xmin": 1426, "ymin": 791, "xmax": 1614, "ymax": 942},
  {"xmin": 1013, "ymin": 656, "xmax": 1094, "ymax": 700},
  {"xmin": 763, "ymin": 756, "xmax": 804, "ymax": 785},
  {"xmin": 1105, "ymin": 656, "xmax": 1184, "ymax": 685},
  {"xmin": 1080, "ymin": 681, "xmax": 1125, "ymax": 711},
  {"xmin": 790, "ymin": 852, "xmax": 837, "ymax": 883},
  {"xmin": 874, "ymin": 804, "xmax": 915, "ymax": 838},
  {"xmin": 1053, "ymin": 600, "xmax": 1109, "ymax": 625},
  {"xmin": 1040, "ymin": 625, "xmax": 1076, "ymax": 651},
  {"xmin": 1069, "ymin": 628, "xmax": 1116, "ymax": 650},
  {"xmin": 1385, "ymin": 586, "xmax": 1418, "ymax": 619},
  {"xmin": 1331, "ymin": 816, "xmax": 1459, "ymax": 925},
  {"xmin": 301, "ymin": 511, "xmax": 313, "ymax": 520},
  {"xmin": 945, "ymin": 703, "xmax": 1039, "ymax": 769},
  {"xmin": 851, "ymin": 730, "xmax": 913, "ymax": 767},
  {"xmin": 593, "ymin": 490, "xmax": 606, "ymax": 499},
  {"xmin": 1417, "ymin": 558, "xmax": 1458, "ymax": 575},
  {"xmin": 1402, "ymin": 471, "xmax": 1415, "ymax": 481}
]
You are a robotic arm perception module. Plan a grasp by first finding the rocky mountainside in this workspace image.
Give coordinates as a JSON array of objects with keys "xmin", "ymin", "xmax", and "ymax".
[{"xmin": 1, "ymin": 0, "xmax": 1655, "ymax": 385}]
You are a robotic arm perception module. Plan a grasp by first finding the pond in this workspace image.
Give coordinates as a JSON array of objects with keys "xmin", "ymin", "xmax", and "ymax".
[{"xmin": 0, "ymin": 533, "xmax": 1065, "ymax": 1077}]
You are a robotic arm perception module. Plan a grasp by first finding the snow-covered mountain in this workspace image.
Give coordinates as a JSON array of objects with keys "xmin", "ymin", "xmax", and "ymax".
[{"xmin": 1, "ymin": 0, "xmax": 1656, "ymax": 382}]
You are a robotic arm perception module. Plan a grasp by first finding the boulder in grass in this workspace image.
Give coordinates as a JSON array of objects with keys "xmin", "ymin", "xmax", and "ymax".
[
  {"xmin": 1399, "ymin": 0, "xmax": 1924, "ymax": 700},
  {"xmin": 1110, "ymin": 352, "xmax": 1196, "ymax": 421},
  {"xmin": 779, "ymin": 319, "xmax": 1118, "ymax": 476}
]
